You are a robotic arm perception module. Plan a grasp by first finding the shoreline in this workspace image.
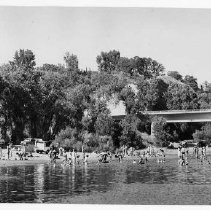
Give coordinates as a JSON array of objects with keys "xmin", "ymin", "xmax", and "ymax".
[{"xmin": 0, "ymin": 147, "xmax": 210, "ymax": 167}]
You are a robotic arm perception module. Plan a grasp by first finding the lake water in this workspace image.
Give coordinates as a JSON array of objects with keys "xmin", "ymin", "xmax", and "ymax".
[{"xmin": 1, "ymin": 156, "xmax": 211, "ymax": 203}]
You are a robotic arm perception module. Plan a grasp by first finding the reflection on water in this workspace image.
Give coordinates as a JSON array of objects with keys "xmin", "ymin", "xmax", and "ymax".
[{"xmin": 1, "ymin": 157, "xmax": 211, "ymax": 203}]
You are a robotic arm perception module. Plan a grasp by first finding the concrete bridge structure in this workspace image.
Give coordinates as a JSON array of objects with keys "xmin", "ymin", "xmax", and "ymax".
[
  {"xmin": 145, "ymin": 109, "xmax": 211, "ymax": 136},
  {"xmin": 111, "ymin": 108, "xmax": 211, "ymax": 136},
  {"xmin": 111, "ymin": 109, "xmax": 211, "ymax": 122}
]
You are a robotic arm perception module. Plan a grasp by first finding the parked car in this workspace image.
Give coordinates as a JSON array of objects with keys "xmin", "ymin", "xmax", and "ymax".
[
  {"xmin": 180, "ymin": 140, "xmax": 198, "ymax": 147},
  {"xmin": 34, "ymin": 139, "xmax": 50, "ymax": 154},
  {"xmin": 21, "ymin": 138, "xmax": 51, "ymax": 154},
  {"xmin": 167, "ymin": 142, "xmax": 180, "ymax": 149}
]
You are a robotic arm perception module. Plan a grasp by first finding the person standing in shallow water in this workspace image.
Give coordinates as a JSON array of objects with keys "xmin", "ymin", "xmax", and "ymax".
[
  {"xmin": 200, "ymin": 147, "xmax": 207, "ymax": 162},
  {"xmin": 7, "ymin": 143, "xmax": 12, "ymax": 160},
  {"xmin": 196, "ymin": 146, "xmax": 199, "ymax": 159},
  {"xmin": 62, "ymin": 149, "xmax": 68, "ymax": 163},
  {"xmin": 178, "ymin": 147, "xmax": 182, "ymax": 159},
  {"xmin": 185, "ymin": 148, "xmax": 189, "ymax": 165},
  {"xmin": 49, "ymin": 146, "xmax": 56, "ymax": 164},
  {"xmin": 178, "ymin": 146, "xmax": 184, "ymax": 166},
  {"xmin": 72, "ymin": 149, "xmax": 76, "ymax": 164}
]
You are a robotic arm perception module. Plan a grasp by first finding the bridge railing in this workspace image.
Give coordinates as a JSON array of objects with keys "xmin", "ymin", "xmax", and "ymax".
[{"xmin": 143, "ymin": 109, "xmax": 211, "ymax": 114}]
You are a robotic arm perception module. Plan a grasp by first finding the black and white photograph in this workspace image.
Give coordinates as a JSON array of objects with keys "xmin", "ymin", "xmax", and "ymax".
[{"xmin": 1, "ymin": 0, "xmax": 211, "ymax": 205}]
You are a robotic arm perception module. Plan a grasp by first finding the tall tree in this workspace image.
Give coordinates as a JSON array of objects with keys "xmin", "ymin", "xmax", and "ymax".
[
  {"xmin": 64, "ymin": 52, "xmax": 79, "ymax": 71},
  {"xmin": 183, "ymin": 75, "xmax": 198, "ymax": 92},
  {"xmin": 10, "ymin": 49, "xmax": 36, "ymax": 69},
  {"xmin": 96, "ymin": 50, "xmax": 120, "ymax": 73},
  {"xmin": 119, "ymin": 114, "xmax": 144, "ymax": 149},
  {"xmin": 131, "ymin": 57, "xmax": 165, "ymax": 79}
]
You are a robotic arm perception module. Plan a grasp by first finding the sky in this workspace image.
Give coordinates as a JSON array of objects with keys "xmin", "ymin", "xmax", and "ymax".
[{"xmin": 0, "ymin": 7, "xmax": 211, "ymax": 84}]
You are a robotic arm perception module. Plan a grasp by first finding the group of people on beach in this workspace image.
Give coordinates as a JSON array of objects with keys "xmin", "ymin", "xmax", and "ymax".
[
  {"xmin": 47, "ymin": 144, "xmax": 169, "ymax": 167},
  {"xmin": 0, "ymin": 143, "xmax": 26, "ymax": 160},
  {"xmin": 36, "ymin": 141, "xmax": 211, "ymax": 168},
  {"xmin": 192, "ymin": 145, "xmax": 207, "ymax": 160},
  {"xmin": 177, "ymin": 144, "xmax": 210, "ymax": 166},
  {"xmin": 94, "ymin": 144, "xmax": 210, "ymax": 167},
  {"xmin": 48, "ymin": 146, "xmax": 89, "ymax": 166},
  {"xmin": 95, "ymin": 146, "xmax": 166, "ymax": 165},
  {"xmin": 134, "ymin": 146, "xmax": 166, "ymax": 164}
]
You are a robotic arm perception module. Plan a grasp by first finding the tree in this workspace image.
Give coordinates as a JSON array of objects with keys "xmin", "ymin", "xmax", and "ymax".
[
  {"xmin": 82, "ymin": 99, "xmax": 110, "ymax": 133},
  {"xmin": 53, "ymin": 127, "xmax": 79, "ymax": 150},
  {"xmin": 198, "ymin": 82, "xmax": 211, "ymax": 109},
  {"xmin": 117, "ymin": 57, "xmax": 134, "ymax": 75},
  {"xmin": 0, "ymin": 50, "xmax": 38, "ymax": 143},
  {"xmin": 193, "ymin": 123, "xmax": 211, "ymax": 144},
  {"xmin": 64, "ymin": 52, "xmax": 79, "ymax": 71},
  {"xmin": 96, "ymin": 50, "xmax": 120, "ymax": 73},
  {"xmin": 198, "ymin": 92, "xmax": 211, "ymax": 109},
  {"xmin": 119, "ymin": 114, "xmax": 144, "ymax": 149},
  {"xmin": 167, "ymin": 71, "xmax": 183, "ymax": 81},
  {"xmin": 183, "ymin": 75, "xmax": 198, "ymax": 92},
  {"xmin": 153, "ymin": 117, "xmax": 172, "ymax": 146},
  {"xmin": 131, "ymin": 57, "xmax": 165, "ymax": 79},
  {"xmin": 165, "ymin": 83, "xmax": 199, "ymax": 110},
  {"xmin": 136, "ymin": 78, "xmax": 168, "ymax": 111},
  {"xmin": 10, "ymin": 49, "xmax": 36, "ymax": 69},
  {"xmin": 0, "ymin": 50, "xmax": 90, "ymax": 144},
  {"xmin": 95, "ymin": 112, "xmax": 113, "ymax": 136},
  {"xmin": 203, "ymin": 81, "xmax": 211, "ymax": 93},
  {"xmin": 118, "ymin": 86, "xmax": 136, "ymax": 114}
]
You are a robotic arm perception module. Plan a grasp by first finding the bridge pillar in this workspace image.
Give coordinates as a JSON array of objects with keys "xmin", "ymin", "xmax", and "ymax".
[{"xmin": 151, "ymin": 122, "xmax": 155, "ymax": 138}]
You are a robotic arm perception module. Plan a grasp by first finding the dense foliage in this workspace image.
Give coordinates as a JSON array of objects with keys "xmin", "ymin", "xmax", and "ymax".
[{"xmin": 0, "ymin": 49, "xmax": 210, "ymax": 149}]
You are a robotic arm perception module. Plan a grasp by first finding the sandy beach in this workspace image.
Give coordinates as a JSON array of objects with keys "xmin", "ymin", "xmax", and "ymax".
[{"xmin": 0, "ymin": 146, "xmax": 210, "ymax": 167}]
